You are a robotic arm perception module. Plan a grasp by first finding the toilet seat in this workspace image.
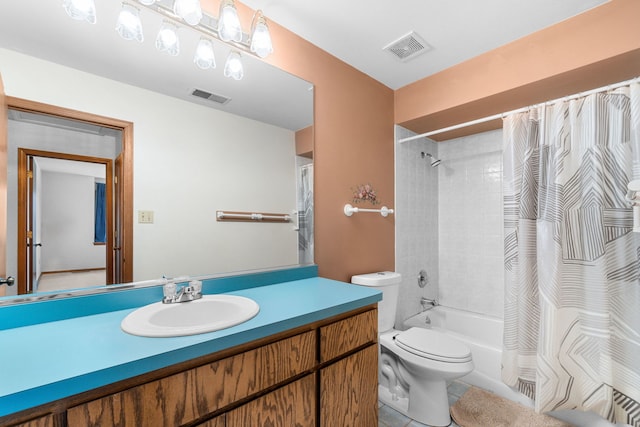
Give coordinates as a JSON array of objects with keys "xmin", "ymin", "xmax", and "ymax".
[{"xmin": 394, "ymin": 327, "xmax": 472, "ymax": 363}]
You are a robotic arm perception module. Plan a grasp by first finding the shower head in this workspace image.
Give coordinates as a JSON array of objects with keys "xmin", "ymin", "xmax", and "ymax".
[{"xmin": 421, "ymin": 152, "xmax": 442, "ymax": 167}]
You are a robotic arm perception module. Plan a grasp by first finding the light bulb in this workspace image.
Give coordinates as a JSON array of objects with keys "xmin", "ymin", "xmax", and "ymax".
[
  {"xmin": 138, "ymin": 0, "xmax": 155, "ymax": 5},
  {"xmin": 194, "ymin": 38, "xmax": 216, "ymax": 69},
  {"xmin": 218, "ymin": 0, "xmax": 242, "ymax": 43},
  {"xmin": 224, "ymin": 51, "xmax": 244, "ymax": 80},
  {"xmin": 173, "ymin": 0, "xmax": 202, "ymax": 26},
  {"xmin": 250, "ymin": 13, "xmax": 273, "ymax": 58},
  {"xmin": 156, "ymin": 21, "xmax": 180, "ymax": 56},
  {"xmin": 62, "ymin": 0, "xmax": 97, "ymax": 24},
  {"xmin": 116, "ymin": 4, "xmax": 144, "ymax": 42}
]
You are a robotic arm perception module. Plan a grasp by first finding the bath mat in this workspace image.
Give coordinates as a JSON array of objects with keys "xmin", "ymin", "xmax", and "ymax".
[{"xmin": 450, "ymin": 386, "xmax": 574, "ymax": 427}]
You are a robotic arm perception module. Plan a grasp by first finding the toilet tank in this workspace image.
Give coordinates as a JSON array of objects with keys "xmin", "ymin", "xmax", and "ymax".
[{"xmin": 351, "ymin": 272, "xmax": 401, "ymax": 333}]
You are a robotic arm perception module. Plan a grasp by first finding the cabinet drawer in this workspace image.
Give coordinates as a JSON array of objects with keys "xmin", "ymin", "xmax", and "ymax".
[
  {"xmin": 196, "ymin": 415, "xmax": 225, "ymax": 427},
  {"xmin": 320, "ymin": 309, "xmax": 377, "ymax": 362},
  {"xmin": 10, "ymin": 415, "xmax": 55, "ymax": 427},
  {"xmin": 226, "ymin": 374, "xmax": 316, "ymax": 427},
  {"xmin": 67, "ymin": 331, "xmax": 316, "ymax": 427}
]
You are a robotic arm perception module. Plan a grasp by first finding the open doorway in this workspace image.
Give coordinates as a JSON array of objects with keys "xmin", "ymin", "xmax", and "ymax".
[
  {"xmin": 19, "ymin": 150, "xmax": 113, "ymax": 293},
  {"xmin": 6, "ymin": 98, "xmax": 134, "ymax": 295}
]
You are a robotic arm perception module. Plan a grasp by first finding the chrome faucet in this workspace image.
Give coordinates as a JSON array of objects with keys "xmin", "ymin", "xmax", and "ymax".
[
  {"xmin": 162, "ymin": 279, "xmax": 203, "ymax": 304},
  {"xmin": 420, "ymin": 297, "xmax": 438, "ymax": 311}
]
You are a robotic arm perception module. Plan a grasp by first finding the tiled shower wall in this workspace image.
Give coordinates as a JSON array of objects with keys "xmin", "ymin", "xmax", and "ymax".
[
  {"xmin": 394, "ymin": 126, "xmax": 439, "ymax": 327},
  {"xmin": 395, "ymin": 126, "xmax": 504, "ymax": 323},
  {"xmin": 437, "ymin": 129, "xmax": 504, "ymax": 318}
]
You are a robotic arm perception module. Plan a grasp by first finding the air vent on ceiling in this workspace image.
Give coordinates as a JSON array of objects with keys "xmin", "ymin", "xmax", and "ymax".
[
  {"xmin": 383, "ymin": 31, "xmax": 432, "ymax": 62},
  {"xmin": 191, "ymin": 88, "xmax": 231, "ymax": 105}
]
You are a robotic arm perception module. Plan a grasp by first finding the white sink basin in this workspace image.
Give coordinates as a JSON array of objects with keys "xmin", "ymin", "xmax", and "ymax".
[{"xmin": 121, "ymin": 295, "xmax": 260, "ymax": 337}]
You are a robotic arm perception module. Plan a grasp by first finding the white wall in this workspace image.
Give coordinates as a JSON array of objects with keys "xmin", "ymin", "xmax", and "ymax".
[
  {"xmin": 395, "ymin": 126, "xmax": 504, "ymax": 323},
  {"xmin": 5, "ymin": 120, "xmax": 118, "ymax": 291},
  {"xmin": 40, "ymin": 171, "xmax": 105, "ymax": 272},
  {"xmin": 1, "ymin": 48, "xmax": 298, "ymax": 284}
]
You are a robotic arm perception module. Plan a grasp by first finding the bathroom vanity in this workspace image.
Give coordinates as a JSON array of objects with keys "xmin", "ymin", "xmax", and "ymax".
[{"xmin": 0, "ymin": 267, "xmax": 381, "ymax": 427}]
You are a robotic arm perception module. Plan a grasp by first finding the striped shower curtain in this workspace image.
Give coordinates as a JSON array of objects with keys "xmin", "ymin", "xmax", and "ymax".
[
  {"xmin": 297, "ymin": 163, "xmax": 314, "ymax": 264},
  {"xmin": 502, "ymin": 82, "xmax": 640, "ymax": 426}
]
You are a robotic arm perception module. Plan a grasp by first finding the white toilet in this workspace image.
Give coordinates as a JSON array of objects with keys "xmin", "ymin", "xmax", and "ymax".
[{"xmin": 352, "ymin": 272, "xmax": 474, "ymax": 427}]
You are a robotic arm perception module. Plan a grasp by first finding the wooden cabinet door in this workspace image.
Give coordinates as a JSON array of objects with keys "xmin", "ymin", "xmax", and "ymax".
[
  {"xmin": 196, "ymin": 414, "xmax": 225, "ymax": 427},
  {"xmin": 226, "ymin": 375, "xmax": 316, "ymax": 427},
  {"xmin": 10, "ymin": 414, "xmax": 55, "ymax": 427},
  {"xmin": 320, "ymin": 345, "xmax": 378, "ymax": 427},
  {"xmin": 67, "ymin": 331, "xmax": 315, "ymax": 427}
]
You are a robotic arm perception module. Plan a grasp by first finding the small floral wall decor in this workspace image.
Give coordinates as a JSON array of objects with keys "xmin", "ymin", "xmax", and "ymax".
[{"xmin": 352, "ymin": 183, "xmax": 379, "ymax": 205}]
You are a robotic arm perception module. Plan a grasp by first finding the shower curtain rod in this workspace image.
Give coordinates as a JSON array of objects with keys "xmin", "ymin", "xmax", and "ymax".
[{"xmin": 398, "ymin": 76, "xmax": 640, "ymax": 144}]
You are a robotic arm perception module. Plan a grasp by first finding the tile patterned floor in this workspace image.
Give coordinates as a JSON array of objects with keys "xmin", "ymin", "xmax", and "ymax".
[{"xmin": 378, "ymin": 380, "xmax": 470, "ymax": 427}]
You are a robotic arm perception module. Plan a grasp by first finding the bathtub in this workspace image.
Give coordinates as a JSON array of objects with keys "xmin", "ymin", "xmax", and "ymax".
[
  {"xmin": 402, "ymin": 306, "xmax": 534, "ymax": 408},
  {"xmin": 400, "ymin": 307, "xmax": 626, "ymax": 426}
]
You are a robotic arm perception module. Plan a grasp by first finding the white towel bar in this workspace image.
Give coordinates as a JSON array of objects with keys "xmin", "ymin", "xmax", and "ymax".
[{"xmin": 343, "ymin": 204, "xmax": 394, "ymax": 217}]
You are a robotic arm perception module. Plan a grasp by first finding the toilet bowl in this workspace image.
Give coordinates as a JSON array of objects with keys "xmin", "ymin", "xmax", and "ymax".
[
  {"xmin": 351, "ymin": 272, "xmax": 474, "ymax": 427},
  {"xmin": 380, "ymin": 328, "xmax": 473, "ymax": 426}
]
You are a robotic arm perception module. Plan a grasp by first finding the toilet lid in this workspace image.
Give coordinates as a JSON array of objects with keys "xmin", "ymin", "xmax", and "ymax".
[{"xmin": 394, "ymin": 327, "xmax": 472, "ymax": 363}]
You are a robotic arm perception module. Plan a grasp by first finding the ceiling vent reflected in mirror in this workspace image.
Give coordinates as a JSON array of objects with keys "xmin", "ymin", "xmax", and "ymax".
[
  {"xmin": 383, "ymin": 31, "xmax": 432, "ymax": 62},
  {"xmin": 191, "ymin": 88, "xmax": 232, "ymax": 105}
]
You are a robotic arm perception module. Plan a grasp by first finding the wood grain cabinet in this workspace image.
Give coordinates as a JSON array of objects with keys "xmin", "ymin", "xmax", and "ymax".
[
  {"xmin": 196, "ymin": 416, "xmax": 226, "ymax": 427},
  {"xmin": 2, "ymin": 306, "xmax": 377, "ymax": 427},
  {"xmin": 10, "ymin": 415, "xmax": 55, "ymax": 427},
  {"xmin": 224, "ymin": 374, "xmax": 316, "ymax": 427},
  {"xmin": 67, "ymin": 331, "xmax": 316, "ymax": 427},
  {"xmin": 320, "ymin": 346, "xmax": 378, "ymax": 427},
  {"xmin": 320, "ymin": 309, "xmax": 377, "ymax": 363},
  {"xmin": 195, "ymin": 375, "xmax": 315, "ymax": 427},
  {"xmin": 319, "ymin": 310, "xmax": 379, "ymax": 427}
]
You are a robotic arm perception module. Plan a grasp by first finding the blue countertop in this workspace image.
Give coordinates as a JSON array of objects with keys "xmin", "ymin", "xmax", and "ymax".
[{"xmin": 0, "ymin": 275, "xmax": 381, "ymax": 417}]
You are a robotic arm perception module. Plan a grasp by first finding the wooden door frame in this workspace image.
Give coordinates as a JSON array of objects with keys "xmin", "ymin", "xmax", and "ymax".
[
  {"xmin": 8, "ymin": 97, "xmax": 133, "ymax": 293},
  {"xmin": 26, "ymin": 154, "xmax": 34, "ymax": 291},
  {"xmin": 18, "ymin": 149, "xmax": 114, "ymax": 294}
]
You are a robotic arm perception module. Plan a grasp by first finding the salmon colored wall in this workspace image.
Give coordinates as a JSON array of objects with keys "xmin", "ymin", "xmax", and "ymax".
[
  {"xmin": 395, "ymin": 0, "xmax": 640, "ymax": 140},
  {"xmin": 205, "ymin": 0, "xmax": 639, "ymax": 281},
  {"xmin": 203, "ymin": 2, "xmax": 396, "ymax": 282},
  {"xmin": 263, "ymin": 13, "xmax": 395, "ymax": 282},
  {"xmin": 295, "ymin": 126, "xmax": 313, "ymax": 158}
]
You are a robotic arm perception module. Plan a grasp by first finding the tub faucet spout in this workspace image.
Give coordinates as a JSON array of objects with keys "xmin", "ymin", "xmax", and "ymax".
[{"xmin": 420, "ymin": 297, "xmax": 438, "ymax": 311}]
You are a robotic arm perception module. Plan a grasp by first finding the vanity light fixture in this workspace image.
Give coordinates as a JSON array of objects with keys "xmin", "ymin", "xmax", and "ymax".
[
  {"xmin": 156, "ymin": 20, "xmax": 180, "ymax": 56},
  {"xmin": 194, "ymin": 37, "xmax": 216, "ymax": 69},
  {"xmin": 63, "ymin": 0, "xmax": 97, "ymax": 24},
  {"xmin": 64, "ymin": 0, "xmax": 273, "ymax": 81},
  {"xmin": 218, "ymin": 0, "xmax": 243, "ymax": 43},
  {"xmin": 250, "ymin": 10, "xmax": 273, "ymax": 59},
  {"xmin": 224, "ymin": 51, "xmax": 244, "ymax": 80},
  {"xmin": 116, "ymin": 3, "xmax": 144, "ymax": 42},
  {"xmin": 173, "ymin": 0, "xmax": 202, "ymax": 26}
]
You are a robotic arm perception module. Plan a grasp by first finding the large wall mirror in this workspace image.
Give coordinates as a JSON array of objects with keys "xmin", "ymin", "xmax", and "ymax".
[{"xmin": 0, "ymin": 0, "xmax": 314, "ymax": 302}]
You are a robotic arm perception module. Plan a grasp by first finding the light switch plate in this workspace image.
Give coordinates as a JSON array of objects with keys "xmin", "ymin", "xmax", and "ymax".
[{"xmin": 138, "ymin": 210, "xmax": 154, "ymax": 224}]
